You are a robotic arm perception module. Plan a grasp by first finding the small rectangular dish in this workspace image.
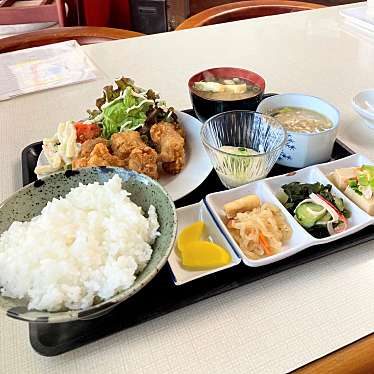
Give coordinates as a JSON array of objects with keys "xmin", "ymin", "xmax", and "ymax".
[
  {"xmin": 168, "ymin": 202, "xmax": 241, "ymax": 285},
  {"xmin": 204, "ymin": 153, "xmax": 374, "ymax": 267}
]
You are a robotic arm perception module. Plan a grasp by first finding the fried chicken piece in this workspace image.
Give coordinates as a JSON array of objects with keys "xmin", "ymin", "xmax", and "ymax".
[
  {"xmin": 80, "ymin": 138, "xmax": 109, "ymax": 158},
  {"xmin": 162, "ymin": 156, "xmax": 185, "ymax": 175},
  {"xmin": 73, "ymin": 143, "xmax": 126, "ymax": 169},
  {"xmin": 150, "ymin": 122, "xmax": 185, "ymax": 175},
  {"xmin": 128, "ymin": 146, "xmax": 159, "ymax": 179},
  {"xmin": 87, "ymin": 143, "xmax": 126, "ymax": 168},
  {"xmin": 72, "ymin": 157, "xmax": 89, "ymax": 169},
  {"xmin": 111, "ymin": 131, "xmax": 146, "ymax": 159},
  {"xmin": 111, "ymin": 131, "xmax": 160, "ymax": 179},
  {"xmin": 172, "ymin": 122, "xmax": 185, "ymax": 139}
]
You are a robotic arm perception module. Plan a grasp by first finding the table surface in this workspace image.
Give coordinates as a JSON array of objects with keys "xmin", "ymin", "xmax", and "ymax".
[{"xmin": 1, "ymin": 3, "xmax": 374, "ymax": 374}]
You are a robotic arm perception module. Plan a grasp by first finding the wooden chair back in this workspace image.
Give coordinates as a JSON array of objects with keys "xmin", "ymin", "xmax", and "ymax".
[
  {"xmin": 0, "ymin": 0, "xmax": 66, "ymax": 26},
  {"xmin": 176, "ymin": 0, "xmax": 325, "ymax": 30},
  {"xmin": 0, "ymin": 26, "xmax": 144, "ymax": 53}
]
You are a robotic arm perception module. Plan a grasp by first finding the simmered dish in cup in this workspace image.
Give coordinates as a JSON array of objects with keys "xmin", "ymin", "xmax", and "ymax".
[
  {"xmin": 224, "ymin": 195, "xmax": 292, "ymax": 259},
  {"xmin": 269, "ymin": 107, "xmax": 333, "ymax": 133},
  {"xmin": 257, "ymin": 93, "xmax": 340, "ymax": 168}
]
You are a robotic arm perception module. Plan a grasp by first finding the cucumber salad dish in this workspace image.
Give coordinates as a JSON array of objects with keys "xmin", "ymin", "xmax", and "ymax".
[{"xmin": 280, "ymin": 182, "xmax": 350, "ymax": 238}]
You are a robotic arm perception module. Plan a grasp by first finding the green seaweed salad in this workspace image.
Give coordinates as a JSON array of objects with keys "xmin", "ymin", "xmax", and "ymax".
[
  {"xmin": 281, "ymin": 182, "xmax": 350, "ymax": 238},
  {"xmin": 86, "ymin": 77, "xmax": 178, "ymax": 141}
]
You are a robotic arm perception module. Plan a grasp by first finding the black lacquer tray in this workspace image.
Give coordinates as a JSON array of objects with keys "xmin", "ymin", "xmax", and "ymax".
[{"xmin": 21, "ymin": 110, "xmax": 374, "ymax": 356}]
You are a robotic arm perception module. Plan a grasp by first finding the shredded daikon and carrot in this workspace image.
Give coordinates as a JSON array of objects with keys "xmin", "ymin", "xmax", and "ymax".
[{"xmin": 226, "ymin": 203, "xmax": 292, "ymax": 259}]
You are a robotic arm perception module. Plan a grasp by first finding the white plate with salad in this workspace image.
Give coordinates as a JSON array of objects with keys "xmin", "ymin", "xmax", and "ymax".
[{"xmin": 34, "ymin": 77, "xmax": 212, "ymax": 201}]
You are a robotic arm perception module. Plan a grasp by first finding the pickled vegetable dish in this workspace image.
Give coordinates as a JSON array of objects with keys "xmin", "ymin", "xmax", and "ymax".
[
  {"xmin": 281, "ymin": 182, "xmax": 350, "ymax": 238},
  {"xmin": 177, "ymin": 221, "xmax": 231, "ymax": 269}
]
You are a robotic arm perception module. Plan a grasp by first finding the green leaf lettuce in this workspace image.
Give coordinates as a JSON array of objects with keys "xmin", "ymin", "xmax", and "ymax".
[{"xmin": 102, "ymin": 87, "xmax": 153, "ymax": 138}]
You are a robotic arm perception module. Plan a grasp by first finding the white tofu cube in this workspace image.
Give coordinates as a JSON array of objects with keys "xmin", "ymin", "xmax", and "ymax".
[{"xmin": 344, "ymin": 186, "xmax": 374, "ymax": 215}]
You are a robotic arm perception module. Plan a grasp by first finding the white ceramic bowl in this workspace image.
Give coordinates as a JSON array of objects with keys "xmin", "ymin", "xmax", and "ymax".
[
  {"xmin": 352, "ymin": 89, "xmax": 374, "ymax": 130},
  {"xmin": 257, "ymin": 94, "xmax": 340, "ymax": 168}
]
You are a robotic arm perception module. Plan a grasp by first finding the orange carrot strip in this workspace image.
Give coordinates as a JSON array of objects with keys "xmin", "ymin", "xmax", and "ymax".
[{"xmin": 259, "ymin": 232, "xmax": 272, "ymax": 256}]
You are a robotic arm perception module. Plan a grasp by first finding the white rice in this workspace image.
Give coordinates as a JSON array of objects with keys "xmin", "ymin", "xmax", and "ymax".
[{"xmin": 0, "ymin": 175, "xmax": 159, "ymax": 312}]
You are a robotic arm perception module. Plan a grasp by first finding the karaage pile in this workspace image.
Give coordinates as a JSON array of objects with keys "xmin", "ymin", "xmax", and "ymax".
[{"xmin": 72, "ymin": 125, "xmax": 185, "ymax": 180}]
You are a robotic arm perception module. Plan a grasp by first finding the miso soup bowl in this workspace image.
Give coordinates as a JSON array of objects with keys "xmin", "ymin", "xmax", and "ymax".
[
  {"xmin": 257, "ymin": 93, "xmax": 340, "ymax": 168},
  {"xmin": 188, "ymin": 67, "xmax": 265, "ymax": 123}
]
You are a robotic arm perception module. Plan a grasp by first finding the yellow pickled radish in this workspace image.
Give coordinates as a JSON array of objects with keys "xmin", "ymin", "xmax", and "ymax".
[
  {"xmin": 177, "ymin": 220, "xmax": 205, "ymax": 255},
  {"xmin": 181, "ymin": 241, "xmax": 231, "ymax": 270},
  {"xmin": 176, "ymin": 221, "xmax": 231, "ymax": 269}
]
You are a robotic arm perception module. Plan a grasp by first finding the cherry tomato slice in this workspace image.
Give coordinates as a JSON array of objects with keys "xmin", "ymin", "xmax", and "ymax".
[{"xmin": 74, "ymin": 122, "xmax": 101, "ymax": 143}]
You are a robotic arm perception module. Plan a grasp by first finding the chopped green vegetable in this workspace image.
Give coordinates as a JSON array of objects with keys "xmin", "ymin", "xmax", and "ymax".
[
  {"xmin": 333, "ymin": 196, "xmax": 344, "ymax": 212},
  {"xmin": 370, "ymin": 178, "xmax": 374, "ymax": 191},
  {"xmin": 358, "ymin": 174, "xmax": 369, "ymax": 186},
  {"xmin": 280, "ymin": 107, "xmax": 293, "ymax": 113},
  {"xmin": 348, "ymin": 178, "xmax": 362, "ymax": 195},
  {"xmin": 342, "ymin": 209, "xmax": 351, "ymax": 218},
  {"xmin": 348, "ymin": 178, "xmax": 358, "ymax": 188},
  {"xmin": 362, "ymin": 165, "xmax": 374, "ymax": 179}
]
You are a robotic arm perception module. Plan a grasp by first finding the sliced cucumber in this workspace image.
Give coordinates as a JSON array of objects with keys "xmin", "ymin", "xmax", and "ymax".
[
  {"xmin": 333, "ymin": 196, "xmax": 345, "ymax": 212},
  {"xmin": 315, "ymin": 212, "xmax": 332, "ymax": 225},
  {"xmin": 295, "ymin": 202, "xmax": 325, "ymax": 229}
]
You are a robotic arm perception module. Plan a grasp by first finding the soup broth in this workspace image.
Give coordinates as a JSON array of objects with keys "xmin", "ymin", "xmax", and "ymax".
[
  {"xmin": 192, "ymin": 77, "xmax": 262, "ymax": 101},
  {"xmin": 270, "ymin": 107, "xmax": 333, "ymax": 133}
]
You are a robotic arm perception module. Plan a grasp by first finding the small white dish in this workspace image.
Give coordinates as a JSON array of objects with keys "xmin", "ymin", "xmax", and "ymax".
[
  {"xmin": 352, "ymin": 89, "xmax": 374, "ymax": 130},
  {"xmin": 257, "ymin": 93, "xmax": 340, "ymax": 169},
  {"xmin": 168, "ymin": 201, "xmax": 241, "ymax": 285}
]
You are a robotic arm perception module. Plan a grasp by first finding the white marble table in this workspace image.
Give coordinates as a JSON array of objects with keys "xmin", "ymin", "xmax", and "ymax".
[{"xmin": 1, "ymin": 3, "xmax": 374, "ymax": 373}]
